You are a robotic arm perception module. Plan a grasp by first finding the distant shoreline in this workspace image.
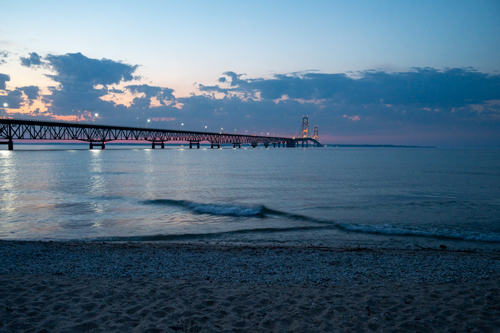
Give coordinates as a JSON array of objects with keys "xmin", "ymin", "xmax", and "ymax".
[{"xmin": 325, "ymin": 144, "xmax": 436, "ymax": 148}]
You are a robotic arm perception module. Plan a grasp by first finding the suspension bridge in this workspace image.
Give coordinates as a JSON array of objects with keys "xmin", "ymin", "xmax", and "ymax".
[{"xmin": 0, "ymin": 117, "xmax": 322, "ymax": 150}]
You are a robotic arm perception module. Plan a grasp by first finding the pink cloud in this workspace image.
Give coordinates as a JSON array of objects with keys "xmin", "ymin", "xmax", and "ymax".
[
  {"xmin": 343, "ymin": 115, "xmax": 361, "ymax": 121},
  {"xmin": 151, "ymin": 117, "xmax": 176, "ymax": 122}
]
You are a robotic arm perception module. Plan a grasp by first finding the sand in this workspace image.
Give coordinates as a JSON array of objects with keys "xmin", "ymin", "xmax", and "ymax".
[{"xmin": 1, "ymin": 241, "xmax": 499, "ymax": 332}]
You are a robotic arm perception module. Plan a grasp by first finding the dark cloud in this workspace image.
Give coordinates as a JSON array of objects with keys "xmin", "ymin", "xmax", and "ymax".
[
  {"xmin": 126, "ymin": 84, "xmax": 175, "ymax": 102},
  {"xmin": 208, "ymin": 68, "xmax": 500, "ymax": 108},
  {"xmin": 0, "ymin": 73, "xmax": 9, "ymax": 90},
  {"xmin": 198, "ymin": 84, "xmax": 235, "ymax": 95},
  {"xmin": 0, "ymin": 51, "xmax": 8, "ymax": 65},
  {"xmin": 19, "ymin": 86, "xmax": 39, "ymax": 100},
  {"xmin": 0, "ymin": 90, "xmax": 23, "ymax": 109},
  {"xmin": 45, "ymin": 52, "xmax": 137, "ymax": 87},
  {"xmin": 20, "ymin": 52, "xmax": 42, "ymax": 68},
  {"xmin": 14, "ymin": 52, "xmax": 140, "ymax": 122}
]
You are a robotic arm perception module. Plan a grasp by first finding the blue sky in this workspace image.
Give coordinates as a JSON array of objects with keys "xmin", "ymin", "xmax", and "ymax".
[{"xmin": 1, "ymin": 0, "xmax": 500, "ymax": 147}]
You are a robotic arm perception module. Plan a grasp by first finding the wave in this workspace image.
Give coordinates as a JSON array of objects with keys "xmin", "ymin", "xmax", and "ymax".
[
  {"xmin": 99, "ymin": 225, "xmax": 329, "ymax": 242},
  {"xmin": 145, "ymin": 199, "xmax": 266, "ymax": 217},
  {"xmin": 145, "ymin": 199, "xmax": 321, "ymax": 222},
  {"xmin": 337, "ymin": 223, "xmax": 500, "ymax": 242},
  {"xmin": 143, "ymin": 199, "xmax": 500, "ymax": 243}
]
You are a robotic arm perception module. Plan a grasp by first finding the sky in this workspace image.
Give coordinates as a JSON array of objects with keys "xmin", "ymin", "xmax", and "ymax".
[{"xmin": 1, "ymin": 0, "xmax": 500, "ymax": 147}]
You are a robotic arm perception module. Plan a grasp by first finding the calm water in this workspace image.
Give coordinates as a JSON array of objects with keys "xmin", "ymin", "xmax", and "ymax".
[{"xmin": 1, "ymin": 144, "xmax": 499, "ymax": 249}]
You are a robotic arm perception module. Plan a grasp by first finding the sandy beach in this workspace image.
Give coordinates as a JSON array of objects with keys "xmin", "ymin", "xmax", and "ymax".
[{"xmin": 1, "ymin": 241, "xmax": 499, "ymax": 332}]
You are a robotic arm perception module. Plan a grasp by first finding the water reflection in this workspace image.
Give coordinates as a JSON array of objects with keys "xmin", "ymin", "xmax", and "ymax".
[{"xmin": 0, "ymin": 151, "xmax": 16, "ymax": 220}]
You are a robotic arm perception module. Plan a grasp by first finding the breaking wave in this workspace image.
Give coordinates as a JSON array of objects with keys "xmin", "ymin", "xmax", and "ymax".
[{"xmin": 143, "ymin": 199, "xmax": 500, "ymax": 243}]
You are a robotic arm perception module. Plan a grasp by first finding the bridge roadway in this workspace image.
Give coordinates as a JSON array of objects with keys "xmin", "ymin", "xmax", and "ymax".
[{"xmin": 0, "ymin": 118, "xmax": 322, "ymax": 150}]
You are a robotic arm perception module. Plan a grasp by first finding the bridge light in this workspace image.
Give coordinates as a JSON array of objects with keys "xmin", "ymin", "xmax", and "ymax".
[
  {"xmin": 95, "ymin": 113, "xmax": 98, "ymax": 117},
  {"xmin": 3, "ymin": 103, "xmax": 7, "ymax": 107}
]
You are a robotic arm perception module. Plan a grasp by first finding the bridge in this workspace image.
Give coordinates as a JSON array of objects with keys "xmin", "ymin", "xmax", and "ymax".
[{"xmin": 0, "ymin": 118, "xmax": 322, "ymax": 150}]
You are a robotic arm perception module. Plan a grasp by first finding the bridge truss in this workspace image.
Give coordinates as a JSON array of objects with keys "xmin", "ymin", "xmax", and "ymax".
[{"xmin": 0, "ymin": 118, "xmax": 306, "ymax": 150}]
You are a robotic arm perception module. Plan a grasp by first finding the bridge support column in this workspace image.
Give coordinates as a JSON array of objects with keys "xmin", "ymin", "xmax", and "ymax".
[
  {"xmin": 1, "ymin": 139, "xmax": 14, "ymax": 150},
  {"xmin": 189, "ymin": 141, "xmax": 200, "ymax": 149},
  {"xmin": 264, "ymin": 143, "xmax": 269, "ymax": 148},
  {"xmin": 89, "ymin": 142, "xmax": 105, "ymax": 150},
  {"xmin": 151, "ymin": 141, "xmax": 164, "ymax": 149},
  {"xmin": 251, "ymin": 143, "xmax": 257, "ymax": 148},
  {"xmin": 273, "ymin": 143, "xmax": 276, "ymax": 148}
]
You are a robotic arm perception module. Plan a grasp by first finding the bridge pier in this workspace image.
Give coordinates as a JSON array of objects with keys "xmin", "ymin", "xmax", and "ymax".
[
  {"xmin": 151, "ymin": 141, "xmax": 165, "ymax": 149},
  {"xmin": 264, "ymin": 143, "xmax": 269, "ymax": 148},
  {"xmin": 233, "ymin": 143, "xmax": 241, "ymax": 148},
  {"xmin": 211, "ymin": 142, "xmax": 220, "ymax": 149},
  {"xmin": 0, "ymin": 139, "xmax": 13, "ymax": 150},
  {"xmin": 90, "ymin": 142, "xmax": 105, "ymax": 150},
  {"xmin": 189, "ymin": 141, "xmax": 200, "ymax": 149},
  {"xmin": 251, "ymin": 143, "xmax": 257, "ymax": 148}
]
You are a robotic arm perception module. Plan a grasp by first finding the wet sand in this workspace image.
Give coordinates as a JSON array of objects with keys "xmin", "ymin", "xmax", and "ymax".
[{"xmin": 1, "ymin": 241, "xmax": 499, "ymax": 332}]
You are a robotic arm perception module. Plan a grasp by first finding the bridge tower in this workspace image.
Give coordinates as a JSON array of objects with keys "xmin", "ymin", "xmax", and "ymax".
[
  {"xmin": 313, "ymin": 125, "xmax": 319, "ymax": 141},
  {"xmin": 301, "ymin": 116, "xmax": 309, "ymax": 138}
]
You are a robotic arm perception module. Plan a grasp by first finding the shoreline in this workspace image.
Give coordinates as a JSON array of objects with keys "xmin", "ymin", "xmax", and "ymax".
[{"xmin": 1, "ymin": 240, "xmax": 499, "ymax": 331}]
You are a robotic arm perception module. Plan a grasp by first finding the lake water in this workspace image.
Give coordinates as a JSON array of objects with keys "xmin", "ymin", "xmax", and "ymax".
[{"xmin": 1, "ymin": 144, "xmax": 499, "ymax": 251}]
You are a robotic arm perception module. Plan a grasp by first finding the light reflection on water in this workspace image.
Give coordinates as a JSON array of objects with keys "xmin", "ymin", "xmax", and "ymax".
[{"xmin": 0, "ymin": 147, "xmax": 499, "ymax": 249}]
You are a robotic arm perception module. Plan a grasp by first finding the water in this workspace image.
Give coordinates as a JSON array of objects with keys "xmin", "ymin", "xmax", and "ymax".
[{"xmin": 1, "ymin": 144, "xmax": 499, "ymax": 250}]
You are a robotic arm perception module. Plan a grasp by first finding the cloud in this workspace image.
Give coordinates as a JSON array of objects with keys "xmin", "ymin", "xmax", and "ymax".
[
  {"xmin": 208, "ymin": 68, "xmax": 500, "ymax": 108},
  {"xmin": 0, "ymin": 90, "xmax": 23, "ymax": 109},
  {"xmin": 0, "ymin": 51, "xmax": 8, "ymax": 65},
  {"xmin": 20, "ymin": 52, "xmax": 42, "ymax": 67},
  {"xmin": 45, "ymin": 52, "xmax": 137, "ymax": 87},
  {"xmin": 126, "ymin": 84, "xmax": 175, "ymax": 102},
  {"xmin": 0, "ymin": 73, "xmax": 9, "ymax": 90},
  {"xmin": 19, "ymin": 86, "xmax": 40, "ymax": 100},
  {"xmin": 343, "ymin": 115, "xmax": 361, "ymax": 121}
]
